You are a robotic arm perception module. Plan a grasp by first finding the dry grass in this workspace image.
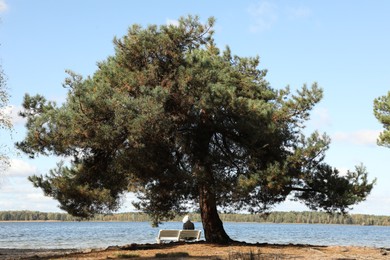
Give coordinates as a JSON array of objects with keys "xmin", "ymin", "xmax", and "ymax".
[{"xmin": 0, "ymin": 242, "xmax": 388, "ymax": 259}]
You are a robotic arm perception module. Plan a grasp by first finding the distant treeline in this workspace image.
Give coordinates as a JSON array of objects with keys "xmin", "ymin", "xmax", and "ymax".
[{"xmin": 1, "ymin": 210, "xmax": 389, "ymax": 226}]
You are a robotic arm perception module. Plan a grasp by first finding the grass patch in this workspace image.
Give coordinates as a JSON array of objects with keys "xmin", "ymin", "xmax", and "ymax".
[
  {"xmin": 155, "ymin": 252, "xmax": 190, "ymax": 258},
  {"xmin": 116, "ymin": 253, "xmax": 140, "ymax": 258}
]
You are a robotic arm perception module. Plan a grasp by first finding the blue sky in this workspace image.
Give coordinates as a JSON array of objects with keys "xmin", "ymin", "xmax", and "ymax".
[{"xmin": 1, "ymin": 0, "xmax": 390, "ymax": 215}]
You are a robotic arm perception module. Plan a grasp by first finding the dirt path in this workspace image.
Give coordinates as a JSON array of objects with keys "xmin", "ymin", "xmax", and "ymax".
[{"xmin": 1, "ymin": 242, "xmax": 389, "ymax": 259}]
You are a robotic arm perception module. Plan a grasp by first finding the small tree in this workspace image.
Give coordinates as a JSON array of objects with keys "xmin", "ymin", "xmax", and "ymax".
[
  {"xmin": 17, "ymin": 16, "xmax": 375, "ymax": 243},
  {"xmin": 0, "ymin": 62, "xmax": 12, "ymax": 173},
  {"xmin": 374, "ymin": 92, "xmax": 390, "ymax": 147}
]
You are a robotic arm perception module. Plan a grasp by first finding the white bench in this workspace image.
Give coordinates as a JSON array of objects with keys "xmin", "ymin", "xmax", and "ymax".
[{"xmin": 156, "ymin": 229, "xmax": 202, "ymax": 244}]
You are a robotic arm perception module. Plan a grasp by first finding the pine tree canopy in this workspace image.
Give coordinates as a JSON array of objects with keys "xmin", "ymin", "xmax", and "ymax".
[
  {"xmin": 374, "ymin": 92, "xmax": 390, "ymax": 147},
  {"xmin": 17, "ymin": 16, "xmax": 375, "ymax": 243}
]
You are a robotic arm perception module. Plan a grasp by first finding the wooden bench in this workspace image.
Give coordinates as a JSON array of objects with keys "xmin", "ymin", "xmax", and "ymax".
[{"xmin": 156, "ymin": 230, "xmax": 202, "ymax": 244}]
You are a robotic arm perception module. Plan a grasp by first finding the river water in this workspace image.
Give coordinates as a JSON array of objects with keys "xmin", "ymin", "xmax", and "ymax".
[{"xmin": 0, "ymin": 221, "xmax": 389, "ymax": 249}]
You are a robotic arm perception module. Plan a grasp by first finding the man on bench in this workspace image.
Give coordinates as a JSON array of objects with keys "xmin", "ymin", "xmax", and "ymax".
[
  {"xmin": 182, "ymin": 215, "xmax": 194, "ymax": 230},
  {"xmin": 182, "ymin": 215, "xmax": 196, "ymax": 241},
  {"xmin": 156, "ymin": 215, "xmax": 201, "ymax": 243}
]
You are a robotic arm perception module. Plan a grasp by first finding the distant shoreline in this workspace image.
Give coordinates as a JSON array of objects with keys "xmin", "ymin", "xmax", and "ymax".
[
  {"xmin": 1, "ymin": 210, "xmax": 389, "ymax": 226},
  {"xmin": 0, "ymin": 219, "xmax": 384, "ymax": 228}
]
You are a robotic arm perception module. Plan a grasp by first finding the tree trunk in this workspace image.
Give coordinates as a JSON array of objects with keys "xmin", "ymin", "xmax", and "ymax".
[
  {"xmin": 199, "ymin": 182, "xmax": 232, "ymax": 243},
  {"xmin": 193, "ymin": 127, "xmax": 232, "ymax": 244}
]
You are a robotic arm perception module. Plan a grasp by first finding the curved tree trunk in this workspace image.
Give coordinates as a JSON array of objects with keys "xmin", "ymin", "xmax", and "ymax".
[
  {"xmin": 199, "ymin": 182, "xmax": 232, "ymax": 243},
  {"xmin": 193, "ymin": 127, "xmax": 232, "ymax": 244}
]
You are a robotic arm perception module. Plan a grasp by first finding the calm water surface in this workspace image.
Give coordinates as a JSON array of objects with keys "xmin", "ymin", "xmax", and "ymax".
[{"xmin": 0, "ymin": 222, "xmax": 389, "ymax": 249}]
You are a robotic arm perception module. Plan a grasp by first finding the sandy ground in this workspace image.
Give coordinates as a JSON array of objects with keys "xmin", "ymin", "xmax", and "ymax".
[{"xmin": 0, "ymin": 242, "xmax": 389, "ymax": 260}]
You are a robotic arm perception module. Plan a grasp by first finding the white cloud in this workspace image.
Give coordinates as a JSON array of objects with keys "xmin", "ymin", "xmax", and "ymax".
[
  {"xmin": 166, "ymin": 18, "xmax": 179, "ymax": 27},
  {"xmin": 0, "ymin": 190, "xmax": 61, "ymax": 212},
  {"xmin": 332, "ymin": 130, "xmax": 380, "ymax": 146},
  {"xmin": 248, "ymin": 1, "xmax": 278, "ymax": 33},
  {"xmin": 0, "ymin": 169, "xmax": 62, "ymax": 212},
  {"xmin": 26, "ymin": 192, "xmax": 50, "ymax": 201},
  {"xmin": 5, "ymin": 158, "xmax": 38, "ymax": 177},
  {"xmin": 351, "ymin": 194, "xmax": 390, "ymax": 216},
  {"xmin": 117, "ymin": 193, "xmax": 138, "ymax": 212},
  {"xmin": 309, "ymin": 107, "xmax": 332, "ymax": 128},
  {"xmin": 1, "ymin": 105, "xmax": 26, "ymax": 125},
  {"xmin": 248, "ymin": 2, "xmax": 313, "ymax": 33},
  {"xmin": 287, "ymin": 6, "xmax": 312, "ymax": 19},
  {"xmin": 274, "ymin": 199, "xmax": 308, "ymax": 212},
  {"xmin": 0, "ymin": 0, "xmax": 7, "ymax": 13},
  {"xmin": 335, "ymin": 167, "xmax": 350, "ymax": 177}
]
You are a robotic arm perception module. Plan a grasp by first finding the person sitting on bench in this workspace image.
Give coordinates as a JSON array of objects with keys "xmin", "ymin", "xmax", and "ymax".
[{"xmin": 182, "ymin": 215, "xmax": 194, "ymax": 230}]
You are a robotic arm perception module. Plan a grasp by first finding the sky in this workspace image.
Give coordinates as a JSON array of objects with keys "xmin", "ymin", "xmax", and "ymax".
[{"xmin": 1, "ymin": 0, "xmax": 390, "ymax": 216}]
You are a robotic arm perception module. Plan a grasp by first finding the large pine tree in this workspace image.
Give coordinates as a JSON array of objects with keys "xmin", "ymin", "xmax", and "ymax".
[{"xmin": 17, "ymin": 16, "xmax": 374, "ymax": 243}]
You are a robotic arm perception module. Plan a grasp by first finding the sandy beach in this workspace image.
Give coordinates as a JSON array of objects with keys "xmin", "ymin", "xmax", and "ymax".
[{"xmin": 1, "ymin": 242, "xmax": 389, "ymax": 259}]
